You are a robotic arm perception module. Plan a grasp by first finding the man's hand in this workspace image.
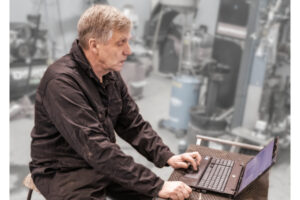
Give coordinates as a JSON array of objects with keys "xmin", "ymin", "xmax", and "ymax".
[
  {"xmin": 158, "ymin": 181, "xmax": 192, "ymax": 200},
  {"xmin": 167, "ymin": 152, "xmax": 202, "ymax": 171}
]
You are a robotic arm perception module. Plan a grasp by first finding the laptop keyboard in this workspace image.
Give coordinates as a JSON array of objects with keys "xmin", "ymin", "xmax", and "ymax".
[{"xmin": 197, "ymin": 158, "xmax": 234, "ymax": 192}]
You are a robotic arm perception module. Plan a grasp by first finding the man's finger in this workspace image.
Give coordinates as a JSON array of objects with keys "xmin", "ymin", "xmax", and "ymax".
[
  {"xmin": 170, "ymin": 194, "xmax": 178, "ymax": 200},
  {"xmin": 181, "ymin": 184, "xmax": 191, "ymax": 198},
  {"xmin": 182, "ymin": 154, "xmax": 198, "ymax": 170},
  {"xmin": 181, "ymin": 189, "xmax": 190, "ymax": 199},
  {"xmin": 176, "ymin": 191, "xmax": 184, "ymax": 200},
  {"xmin": 183, "ymin": 182, "xmax": 192, "ymax": 193},
  {"xmin": 191, "ymin": 152, "xmax": 202, "ymax": 165}
]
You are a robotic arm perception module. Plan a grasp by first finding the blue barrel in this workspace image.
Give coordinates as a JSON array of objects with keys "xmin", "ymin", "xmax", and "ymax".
[{"xmin": 167, "ymin": 75, "xmax": 201, "ymax": 131}]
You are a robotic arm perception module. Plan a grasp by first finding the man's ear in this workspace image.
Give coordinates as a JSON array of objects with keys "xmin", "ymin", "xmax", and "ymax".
[{"xmin": 88, "ymin": 38, "xmax": 99, "ymax": 54}]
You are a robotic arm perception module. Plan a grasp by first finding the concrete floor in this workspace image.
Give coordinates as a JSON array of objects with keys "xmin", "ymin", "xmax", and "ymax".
[{"xmin": 10, "ymin": 74, "xmax": 290, "ymax": 199}]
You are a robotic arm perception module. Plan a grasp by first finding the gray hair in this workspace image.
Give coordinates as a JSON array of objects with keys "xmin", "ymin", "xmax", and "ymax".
[{"xmin": 77, "ymin": 5, "xmax": 131, "ymax": 49}]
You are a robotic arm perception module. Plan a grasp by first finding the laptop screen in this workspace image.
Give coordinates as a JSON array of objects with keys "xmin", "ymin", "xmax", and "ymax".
[{"xmin": 237, "ymin": 139, "xmax": 275, "ymax": 193}]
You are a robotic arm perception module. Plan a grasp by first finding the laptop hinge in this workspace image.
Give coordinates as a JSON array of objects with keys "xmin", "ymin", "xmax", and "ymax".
[
  {"xmin": 273, "ymin": 137, "xmax": 279, "ymax": 163},
  {"xmin": 235, "ymin": 163, "xmax": 245, "ymax": 193}
]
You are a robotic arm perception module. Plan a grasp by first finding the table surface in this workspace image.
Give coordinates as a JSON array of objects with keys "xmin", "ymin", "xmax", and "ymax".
[{"xmin": 157, "ymin": 144, "xmax": 269, "ymax": 200}]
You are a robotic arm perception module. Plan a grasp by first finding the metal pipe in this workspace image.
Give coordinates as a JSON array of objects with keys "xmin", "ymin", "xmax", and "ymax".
[
  {"xmin": 151, "ymin": 5, "xmax": 164, "ymax": 52},
  {"xmin": 196, "ymin": 135, "xmax": 263, "ymax": 151}
]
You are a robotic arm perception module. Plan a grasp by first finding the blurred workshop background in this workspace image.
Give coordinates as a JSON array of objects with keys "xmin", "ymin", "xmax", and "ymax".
[{"xmin": 10, "ymin": 0, "xmax": 290, "ymax": 199}]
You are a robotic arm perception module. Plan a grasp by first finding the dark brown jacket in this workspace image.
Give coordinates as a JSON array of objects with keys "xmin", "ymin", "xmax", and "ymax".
[{"xmin": 30, "ymin": 40, "xmax": 174, "ymax": 197}]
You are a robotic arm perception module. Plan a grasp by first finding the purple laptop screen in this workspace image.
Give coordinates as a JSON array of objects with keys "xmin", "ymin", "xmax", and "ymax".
[{"xmin": 238, "ymin": 139, "xmax": 274, "ymax": 193}]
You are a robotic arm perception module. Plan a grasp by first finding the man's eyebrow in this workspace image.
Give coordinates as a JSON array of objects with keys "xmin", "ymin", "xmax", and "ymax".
[{"xmin": 117, "ymin": 36, "xmax": 132, "ymax": 43}]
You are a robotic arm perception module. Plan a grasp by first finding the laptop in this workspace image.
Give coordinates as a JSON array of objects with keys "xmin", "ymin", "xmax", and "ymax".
[{"xmin": 179, "ymin": 137, "xmax": 278, "ymax": 199}]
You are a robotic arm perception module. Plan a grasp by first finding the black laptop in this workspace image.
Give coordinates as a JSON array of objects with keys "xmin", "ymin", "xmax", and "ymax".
[{"xmin": 180, "ymin": 137, "xmax": 278, "ymax": 199}]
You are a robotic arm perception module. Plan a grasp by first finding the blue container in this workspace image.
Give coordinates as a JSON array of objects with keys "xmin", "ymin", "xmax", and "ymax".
[{"xmin": 167, "ymin": 75, "xmax": 201, "ymax": 131}]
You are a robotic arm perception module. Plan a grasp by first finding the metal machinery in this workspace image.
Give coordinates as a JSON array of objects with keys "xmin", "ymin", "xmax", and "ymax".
[
  {"xmin": 231, "ymin": 0, "xmax": 290, "ymax": 150},
  {"xmin": 210, "ymin": 0, "xmax": 289, "ymax": 151},
  {"xmin": 145, "ymin": 0, "xmax": 290, "ymax": 153},
  {"xmin": 10, "ymin": 15, "xmax": 48, "ymax": 100},
  {"xmin": 10, "ymin": 14, "xmax": 48, "ymax": 120},
  {"xmin": 186, "ymin": 0, "xmax": 258, "ymax": 151},
  {"xmin": 144, "ymin": 1, "xmax": 199, "ymax": 75},
  {"xmin": 146, "ymin": 0, "xmax": 231, "ymax": 142},
  {"xmin": 146, "ymin": 0, "xmax": 205, "ymax": 137},
  {"xmin": 190, "ymin": 0, "xmax": 290, "ymax": 152}
]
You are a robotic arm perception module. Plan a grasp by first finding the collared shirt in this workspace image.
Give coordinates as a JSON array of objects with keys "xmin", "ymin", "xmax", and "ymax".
[{"xmin": 30, "ymin": 40, "xmax": 174, "ymax": 197}]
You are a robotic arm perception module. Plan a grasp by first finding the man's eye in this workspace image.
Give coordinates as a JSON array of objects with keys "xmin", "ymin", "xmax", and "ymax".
[{"xmin": 117, "ymin": 40, "xmax": 127, "ymax": 46}]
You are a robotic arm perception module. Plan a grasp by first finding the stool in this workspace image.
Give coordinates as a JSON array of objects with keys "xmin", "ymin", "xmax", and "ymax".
[{"xmin": 23, "ymin": 173, "xmax": 40, "ymax": 200}]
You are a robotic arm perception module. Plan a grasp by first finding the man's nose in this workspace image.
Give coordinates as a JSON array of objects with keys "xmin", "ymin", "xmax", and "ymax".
[{"xmin": 124, "ymin": 43, "xmax": 132, "ymax": 56}]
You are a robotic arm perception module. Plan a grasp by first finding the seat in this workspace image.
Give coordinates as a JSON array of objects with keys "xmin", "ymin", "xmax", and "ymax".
[{"xmin": 23, "ymin": 173, "xmax": 40, "ymax": 200}]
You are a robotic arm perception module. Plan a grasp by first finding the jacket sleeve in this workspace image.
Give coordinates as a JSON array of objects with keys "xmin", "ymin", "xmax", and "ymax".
[
  {"xmin": 42, "ymin": 75, "xmax": 164, "ymax": 197},
  {"xmin": 114, "ymin": 73, "xmax": 175, "ymax": 168}
]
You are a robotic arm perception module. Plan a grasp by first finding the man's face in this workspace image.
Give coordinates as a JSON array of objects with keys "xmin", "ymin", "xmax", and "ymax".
[{"xmin": 95, "ymin": 30, "xmax": 132, "ymax": 72}]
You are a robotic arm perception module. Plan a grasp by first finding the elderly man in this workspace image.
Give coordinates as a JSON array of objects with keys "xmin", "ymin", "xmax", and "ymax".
[{"xmin": 30, "ymin": 5, "xmax": 201, "ymax": 200}]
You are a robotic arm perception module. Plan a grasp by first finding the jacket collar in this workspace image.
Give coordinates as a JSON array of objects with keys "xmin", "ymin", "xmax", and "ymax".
[{"xmin": 70, "ymin": 39, "xmax": 116, "ymax": 82}]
